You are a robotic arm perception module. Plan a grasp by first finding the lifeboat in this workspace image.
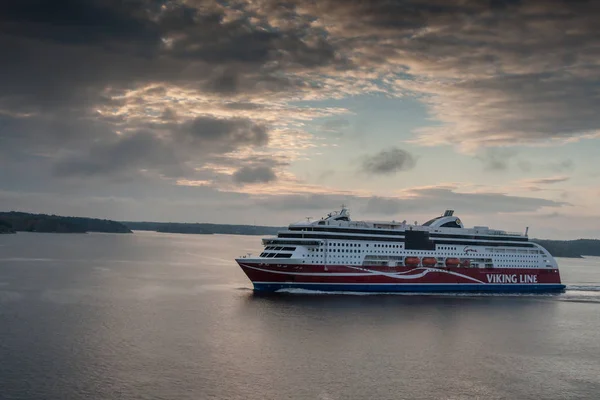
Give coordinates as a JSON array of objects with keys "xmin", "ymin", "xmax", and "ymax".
[
  {"xmin": 445, "ymin": 258, "xmax": 460, "ymax": 267},
  {"xmin": 461, "ymin": 259, "xmax": 471, "ymax": 267},
  {"xmin": 422, "ymin": 257, "xmax": 437, "ymax": 267},
  {"xmin": 404, "ymin": 257, "xmax": 420, "ymax": 267}
]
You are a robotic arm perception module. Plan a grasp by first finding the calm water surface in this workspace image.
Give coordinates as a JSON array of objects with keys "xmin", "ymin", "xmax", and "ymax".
[{"xmin": 1, "ymin": 232, "xmax": 599, "ymax": 400}]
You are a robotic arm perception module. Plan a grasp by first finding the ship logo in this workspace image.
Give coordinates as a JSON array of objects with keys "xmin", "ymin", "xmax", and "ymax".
[{"xmin": 464, "ymin": 247, "xmax": 478, "ymax": 254}]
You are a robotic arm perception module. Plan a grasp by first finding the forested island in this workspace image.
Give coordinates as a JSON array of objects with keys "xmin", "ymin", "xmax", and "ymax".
[
  {"xmin": 0, "ymin": 212, "xmax": 132, "ymax": 234},
  {"xmin": 2, "ymin": 211, "xmax": 599, "ymax": 258},
  {"xmin": 122, "ymin": 221, "xmax": 281, "ymax": 236},
  {"xmin": 0, "ymin": 219, "xmax": 16, "ymax": 234},
  {"xmin": 531, "ymin": 239, "xmax": 600, "ymax": 258}
]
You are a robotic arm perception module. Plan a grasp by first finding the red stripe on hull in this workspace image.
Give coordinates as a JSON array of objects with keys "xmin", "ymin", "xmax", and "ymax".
[{"xmin": 236, "ymin": 262, "xmax": 563, "ymax": 286}]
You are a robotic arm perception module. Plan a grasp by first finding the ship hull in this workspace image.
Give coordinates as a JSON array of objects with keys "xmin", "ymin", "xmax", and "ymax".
[{"xmin": 237, "ymin": 262, "xmax": 565, "ymax": 293}]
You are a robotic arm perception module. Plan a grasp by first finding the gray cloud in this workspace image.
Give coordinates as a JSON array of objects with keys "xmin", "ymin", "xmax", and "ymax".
[
  {"xmin": 252, "ymin": 186, "xmax": 566, "ymax": 216},
  {"xmin": 362, "ymin": 147, "xmax": 417, "ymax": 175},
  {"xmin": 0, "ymin": 0, "xmax": 343, "ymax": 114},
  {"xmin": 0, "ymin": 0, "xmax": 597, "ymax": 236},
  {"xmin": 53, "ymin": 131, "xmax": 183, "ymax": 179},
  {"xmin": 477, "ymin": 148, "xmax": 518, "ymax": 172},
  {"xmin": 232, "ymin": 166, "xmax": 277, "ymax": 184},
  {"xmin": 526, "ymin": 176, "xmax": 570, "ymax": 185},
  {"xmin": 4, "ymin": 0, "xmax": 600, "ymax": 161},
  {"xmin": 362, "ymin": 188, "xmax": 567, "ymax": 216},
  {"xmin": 286, "ymin": 0, "xmax": 600, "ymax": 148},
  {"xmin": 3, "ymin": 0, "xmax": 600, "ymax": 145},
  {"xmin": 174, "ymin": 117, "xmax": 269, "ymax": 152},
  {"xmin": 52, "ymin": 116, "xmax": 269, "ymax": 179}
]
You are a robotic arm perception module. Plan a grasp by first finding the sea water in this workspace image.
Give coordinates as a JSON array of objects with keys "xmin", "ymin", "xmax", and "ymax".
[{"xmin": 1, "ymin": 231, "xmax": 599, "ymax": 399}]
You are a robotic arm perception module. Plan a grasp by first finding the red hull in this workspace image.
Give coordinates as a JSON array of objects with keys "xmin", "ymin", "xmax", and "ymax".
[{"xmin": 236, "ymin": 262, "xmax": 565, "ymax": 292}]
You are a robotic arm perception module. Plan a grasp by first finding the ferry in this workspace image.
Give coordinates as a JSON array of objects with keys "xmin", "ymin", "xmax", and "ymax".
[{"xmin": 235, "ymin": 207, "xmax": 565, "ymax": 293}]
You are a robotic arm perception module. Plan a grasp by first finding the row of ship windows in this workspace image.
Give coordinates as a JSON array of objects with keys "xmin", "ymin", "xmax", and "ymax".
[
  {"xmin": 265, "ymin": 248, "xmax": 543, "ymax": 256},
  {"xmin": 265, "ymin": 243, "xmax": 542, "ymax": 253},
  {"xmin": 298, "ymin": 258, "xmax": 542, "ymax": 268},
  {"xmin": 334, "ymin": 245, "xmax": 541, "ymax": 254},
  {"xmin": 316, "ymin": 247, "xmax": 540, "ymax": 255},
  {"xmin": 489, "ymin": 248, "xmax": 541, "ymax": 254},
  {"xmin": 325, "ymin": 243, "xmax": 405, "ymax": 248},
  {"xmin": 259, "ymin": 253, "xmax": 293, "ymax": 258}
]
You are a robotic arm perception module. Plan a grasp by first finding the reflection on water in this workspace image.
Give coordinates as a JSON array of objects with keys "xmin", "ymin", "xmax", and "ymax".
[{"xmin": 0, "ymin": 232, "xmax": 599, "ymax": 400}]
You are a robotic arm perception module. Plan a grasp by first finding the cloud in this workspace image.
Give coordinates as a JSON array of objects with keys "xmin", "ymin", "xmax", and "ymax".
[
  {"xmin": 52, "ymin": 116, "xmax": 269, "ymax": 179},
  {"xmin": 174, "ymin": 117, "xmax": 269, "ymax": 152},
  {"xmin": 285, "ymin": 0, "xmax": 600, "ymax": 149},
  {"xmin": 4, "ymin": 0, "xmax": 600, "ymax": 154},
  {"xmin": 362, "ymin": 147, "xmax": 417, "ymax": 175},
  {"xmin": 0, "ymin": 0, "xmax": 597, "ymax": 238},
  {"xmin": 251, "ymin": 185, "xmax": 565, "ymax": 217},
  {"xmin": 232, "ymin": 166, "xmax": 277, "ymax": 184},
  {"xmin": 477, "ymin": 148, "xmax": 518, "ymax": 171},
  {"xmin": 525, "ymin": 176, "xmax": 570, "ymax": 185},
  {"xmin": 53, "ymin": 131, "xmax": 183, "ymax": 179},
  {"xmin": 362, "ymin": 187, "xmax": 566, "ymax": 216}
]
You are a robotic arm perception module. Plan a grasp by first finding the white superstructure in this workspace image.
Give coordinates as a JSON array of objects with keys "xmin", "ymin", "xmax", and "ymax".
[{"xmin": 251, "ymin": 207, "xmax": 558, "ymax": 270}]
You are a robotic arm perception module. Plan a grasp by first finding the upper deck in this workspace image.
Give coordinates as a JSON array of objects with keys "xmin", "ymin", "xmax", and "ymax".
[{"xmin": 287, "ymin": 208, "xmax": 526, "ymax": 240}]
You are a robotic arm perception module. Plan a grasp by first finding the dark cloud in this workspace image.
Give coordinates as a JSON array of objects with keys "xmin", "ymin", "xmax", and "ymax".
[
  {"xmin": 51, "ymin": 116, "xmax": 269, "ymax": 179},
  {"xmin": 53, "ymin": 131, "xmax": 183, "ymax": 179},
  {"xmin": 526, "ymin": 176, "xmax": 570, "ymax": 185},
  {"xmin": 0, "ymin": 0, "xmax": 342, "ymax": 113},
  {"xmin": 285, "ymin": 0, "xmax": 600, "ymax": 147},
  {"xmin": 174, "ymin": 116, "xmax": 269, "ymax": 152},
  {"xmin": 223, "ymin": 102, "xmax": 267, "ymax": 111},
  {"xmin": 362, "ymin": 148, "xmax": 417, "ymax": 175},
  {"xmin": 232, "ymin": 166, "xmax": 277, "ymax": 184}
]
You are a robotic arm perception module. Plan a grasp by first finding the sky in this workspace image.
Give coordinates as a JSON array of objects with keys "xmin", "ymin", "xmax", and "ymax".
[{"xmin": 1, "ymin": 0, "xmax": 600, "ymax": 239}]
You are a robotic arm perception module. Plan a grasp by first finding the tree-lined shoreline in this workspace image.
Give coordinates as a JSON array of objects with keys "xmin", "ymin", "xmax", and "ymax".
[
  {"xmin": 0, "ymin": 212, "xmax": 132, "ymax": 234},
  {"xmin": 1, "ymin": 211, "xmax": 599, "ymax": 259}
]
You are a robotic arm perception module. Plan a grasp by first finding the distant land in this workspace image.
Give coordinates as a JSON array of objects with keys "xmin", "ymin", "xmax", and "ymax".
[
  {"xmin": 530, "ymin": 239, "xmax": 600, "ymax": 259},
  {"xmin": 0, "ymin": 218, "xmax": 16, "ymax": 234},
  {"xmin": 2, "ymin": 212, "xmax": 599, "ymax": 259},
  {"xmin": 122, "ymin": 221, "xmax": 281, "ymax": 236},
  {"xmin": 0, "ymin": 212, "xmax": 132, "ymax": 234},
  {"xmin": 122, "ymin": 221, "xmax": 599, "ymax": 259}
]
